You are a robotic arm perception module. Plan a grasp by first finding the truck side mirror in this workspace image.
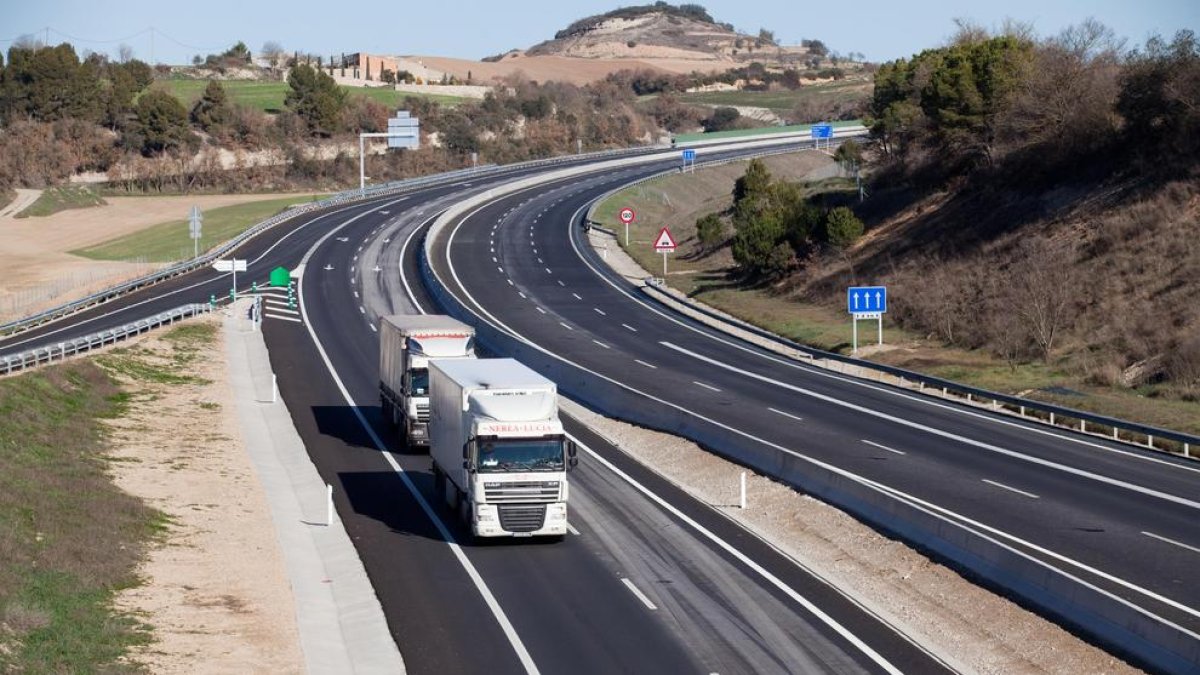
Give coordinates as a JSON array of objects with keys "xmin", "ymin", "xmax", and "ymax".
[
  {"xmin": 567, "ymin": 441, "xmax": 577, "ymax": 458},
  {"xmin": 569, "ymin": 456, "xmax": 578, "ymax": 470},
  {"xmin": 462, "ymin": 443, "xmax": 470, "ymax": 460}
]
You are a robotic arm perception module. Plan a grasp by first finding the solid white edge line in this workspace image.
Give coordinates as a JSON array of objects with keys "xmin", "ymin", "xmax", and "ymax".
[
  {"xmin": 862, "ymin": 440, "xmax": 905, "ymax": 456},
  {"xmin": 1141, "ymin": 531, "xmax": 1200, "ymax": 555},
  {"xmin": 768, "ymin": 408, "xmax": 804, "ymax": 423},
  {"xmin": 300, "ymin": 232, "xmax": 541, "ymax": 675},
  {"xmin": 560, "ymin": 199, "xmax": 1200, "ymax": 482},
  {"xmin": 567, "ymin": 523, "xmax": 581, "ymax": 536},
  {"xmin": 659, "ymin": 340, "xmax": 1200, "ymax": 512},
  {"xmin": 572, "ymin": 435, "xmax": 901, "ymax": 675},
  {"xmin": 981, "ymin": 478, "xmax": 1039, "ymax": 500},
  {"xmin": 443, "ymin": 187, "xmax": 1200, "ymax": 631},
  {"xmin": 620, "ymin": 577, "xmax": 658, "ymax": 611}
]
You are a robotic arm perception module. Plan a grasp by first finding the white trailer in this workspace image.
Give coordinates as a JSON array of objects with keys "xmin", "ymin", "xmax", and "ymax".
[
  {"xmin": 429, "ymin": 358, "xmax": 577, "ymax": 538},
  {"xmin": 379, "ymin": 315, "xmax": 476, "ymax": 448}
]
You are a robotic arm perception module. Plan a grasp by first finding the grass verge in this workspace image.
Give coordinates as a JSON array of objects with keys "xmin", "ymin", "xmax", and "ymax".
[
  {"xmin": 0, "ymin": 361, "xmax": 161, "ymax": 671},
  {"xmin": 595, "ymin": 153, "xmax": 1200, "ymax": 437},
  {"xmin": 15, "ymin": 186, "xmax": 106, "ymax": 218},
  {"xmin": 665, "ymin": 79, "xmax": 871, "ymax": 118},
  {"xmin": 159, "ymin": 79, "xmax": 466, "ymax": 113},
  {"xmin": 71, "ymin": 194, "xmax": 325, "ymax": 263}
]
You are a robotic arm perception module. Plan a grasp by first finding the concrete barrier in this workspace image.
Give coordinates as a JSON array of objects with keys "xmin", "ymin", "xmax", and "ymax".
[{"xmin": 419, "ymin": 144, "xmax": 1200, "ymax": 674}]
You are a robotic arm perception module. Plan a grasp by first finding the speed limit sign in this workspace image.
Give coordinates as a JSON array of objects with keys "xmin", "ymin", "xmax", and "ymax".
[{"xmin": 619, "ymin": 207, "xmax": 636, "ymax": 224}]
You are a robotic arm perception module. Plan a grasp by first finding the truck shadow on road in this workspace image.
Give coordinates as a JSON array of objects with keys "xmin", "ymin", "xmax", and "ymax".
[{"xmin": 310, "ymin": 404, "xmax": 427, "ymax": 456}]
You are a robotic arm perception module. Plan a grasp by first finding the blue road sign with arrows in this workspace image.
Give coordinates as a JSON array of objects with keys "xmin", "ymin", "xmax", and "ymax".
[
  {"xmin": 811, "ymin": 124, "xmax": 833, "ymax": 139},
  {"xmin": 848, "ymin": 286, "xmax": 887, "ymax": 314},
  {"xmin": 682, "ymin": 148, "xmax": 696, "ymax": 161}
]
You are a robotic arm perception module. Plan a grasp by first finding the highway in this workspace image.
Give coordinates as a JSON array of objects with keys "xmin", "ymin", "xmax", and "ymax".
[
  {"xmin": 424, "ymin": 156, "xmax": 1200, "ymax": 670},
  {"xmin": 7, "ymin": 139, "xmax": 1197, "ymax": 672}
]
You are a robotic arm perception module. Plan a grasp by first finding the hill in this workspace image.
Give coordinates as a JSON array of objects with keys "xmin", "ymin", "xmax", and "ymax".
[{"xmin": 421, "ymin": 3, "xmax": 825, "ymax": 86}]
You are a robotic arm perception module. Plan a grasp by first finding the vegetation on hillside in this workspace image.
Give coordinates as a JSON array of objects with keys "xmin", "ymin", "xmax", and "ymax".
[{"xmin": 554, "ymin": 2, "xmax": 722, "ymax": 39}]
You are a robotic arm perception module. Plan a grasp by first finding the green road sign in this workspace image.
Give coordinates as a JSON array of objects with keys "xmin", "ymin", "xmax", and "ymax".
[{"xmin": 270, "ymin": 266, "xmax": 291, "ymax": 287}]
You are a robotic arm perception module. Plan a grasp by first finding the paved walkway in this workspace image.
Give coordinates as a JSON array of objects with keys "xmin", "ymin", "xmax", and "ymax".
[{"xmin": 224, "ymin": 301, "xmax": 405, "ymax": 674}]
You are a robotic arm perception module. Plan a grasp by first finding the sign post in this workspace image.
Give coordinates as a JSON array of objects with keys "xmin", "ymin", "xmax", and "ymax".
[
  {"xmin": 188, "ymin": 206, "xmax": 202, "ymax": 259},
  {"xmin": 653, "ymin": 227, "xmax": 677, "ymax": 278},
  {"xmin": 847, "ymin": 285, "xmax": 887, "ymax": 353},
  {"xmin": 213, "ymin": 258, "xmax": 248, "ymax": 301},
  {"xmin": 681, "ymin": 148, "xmax": 696, "ymax": 173},
  {"xmin": 618, "ymin": 207, "xmax": 636, "ymax": 247},
  {"xmin": 811, "ymin": 123, "xmax": 833, "ymax": 150}
]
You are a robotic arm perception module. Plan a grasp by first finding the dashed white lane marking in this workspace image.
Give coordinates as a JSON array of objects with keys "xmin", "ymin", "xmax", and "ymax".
[
  {"xmin": 353, "ymin": 290, "xmax": 359, "ymax": 298},
  {"xmin": 635, "ymin": 359, "xmax": 657, "ymax": 369},
  {"xmin": 560, "ymin": 322, "xmax": 573, "ymax": 331},
  {"xmin": 507, "ymin": 279, "xmax": 514, "ymax": 286},
  {"xmin": 567, "ymin": 523, "xmax": 581, "ymax": 536},
  {"xmin": 536, "ymin": 307, "xmax": 546, "ymax": 314},
  {"xmin": 592, "ymin": 340, "xmax": 610, "ymax": 349},
  {"xmin": 538, "ymin": 258, "xmax": 544, "ymax": 264},
  {"xmin": 594, "ymin": 308, "xmax": 606, "ymax": 316},
  {"xmin": 369, "ymin": 323, "xmax": 377, "ymax": 332},
  {"xmin": 497, "ymin": 266, "xmax": 504, "ymax": 273},
  {"xmin": 572, "ymin": 293, "xmax": 582, "ymax": 300},
  {"xmin": 1142, "ymin": 531, "xmax": 1200, "ymax": 555},
  {"xmin": 556, "ymin": 280, "xmax": 565, "ymax": 287},
  {"xmin": 620, "ymin": 578, "xmax": 658, "ymax": 611},
  {"xmin": 862, "ymin": 439, "xmax": 905, "ymax": 455},
  {"xmin": 519, "ymin": 292, "xmax": 527, "ymax": 299},
  {"xmin": 359, "ymin": 306, "xmax": 366, "ymax": 314},
  {"xmin": 982, "ymin": 479, "xmax": 1039, "ymax": 500},
  {"xmin": 693, "ymin": 381, "xmax": 721, "ymax": 392},
  {"xmin": 768, "ymin": 408, "xmax": 804, "ymax": 423},
  {"xmin": 545, "ymin": 268, "xmax": 553, "ymax": 274},
  {"xmin": 622, "ymin": 323, "xmax": 637, "ymax": 332}
]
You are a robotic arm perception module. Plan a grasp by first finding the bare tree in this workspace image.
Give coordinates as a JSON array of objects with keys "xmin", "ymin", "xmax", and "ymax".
[
  {"xmin": 118, "ymin": 43, "xmax": 134, "ymax": 63},
  {"xmin": 261, "ymin": 41, "xmax": 286, "ymax": 74},
  {"xmin": 1005, "ymin": 238, "xmax": 1078, "ymax": 362},
  {"xmin": 14, "ymin": 34, "xmax": 44, "ymax": 50}
]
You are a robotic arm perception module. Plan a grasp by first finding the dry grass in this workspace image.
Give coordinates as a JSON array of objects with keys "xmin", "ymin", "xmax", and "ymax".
[{"xmin": 0, "ymin": 360, "xmax": 162, "ymax": 671}]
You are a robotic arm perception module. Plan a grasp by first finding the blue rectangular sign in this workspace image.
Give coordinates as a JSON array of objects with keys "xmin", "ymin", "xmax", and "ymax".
[
  {"xmin": 682, "ymin": 148, "xmax": 696, "ymax": 161},
  {"xmin": 848, "ymin": 286, "xmax": 887, "ymax": 314},
  {"xmin": 811, "ymin": 124, "xmax": 833, "ymax": 139}
]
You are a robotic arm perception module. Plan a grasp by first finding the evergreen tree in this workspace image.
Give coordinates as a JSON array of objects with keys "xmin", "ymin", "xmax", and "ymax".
[
  {"xmin": 824, "ymin": 206, "xmax": 864, "ymax": 249},
  {"xmin": 285, "ymin": 64, "xmax": 346, "ymax": 136},
  {"xmin": 191, "ymin": 81, "xmax": 232, "ymax": 132},
  {"xmin": 132, "ymin": 90, "xmax": 193, "ymax": 154}
]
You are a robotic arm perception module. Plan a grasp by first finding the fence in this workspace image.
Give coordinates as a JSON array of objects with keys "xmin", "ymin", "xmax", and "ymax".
[{"xmin": 0, "ymin": 303, "xmax": 213, "ymax": 376}]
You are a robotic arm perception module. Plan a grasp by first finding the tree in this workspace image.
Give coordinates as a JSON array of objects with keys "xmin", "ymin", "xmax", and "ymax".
[
  {"xmin": 284, "ymin": 63, "xmax": 346, "ymax": 136},
  {"xmin": 695, "ymin": 213, "xmax": 725, "ymax": 252},
  {"xmin": 702, "ymin": 106, "xmax": 740, "ymax": 132},
  {"xmin": 1117, "ymin": 30, "xmax": 1200, "ymax": 162},
  {"xmin": 731, "ymin": 212, "xmax": 786, "ymax": 277},
  {"xmin": 191, "ymin": 81, "xmax": 232, "ymax": 133},
  {"xmin": 118, "ymin": 44, "xmax": 134, "ymax": 63},
  {"xmin": 732, "ymin": 158, "xmax": 771, "ymax": 207},
  {"xmin": 261, "ymin": 41, "xmax": 286, "ymax": 73},
  {"xmin": 758, "ymin": 28, "xmax": 776, "ymax": 46},
  {"xmin": 131, "ymin": 90, "xmax": 193, "ymax": 154},
  {"xmin": 824, "ymin": 206, "xmax": 864, "ymax": 249}
]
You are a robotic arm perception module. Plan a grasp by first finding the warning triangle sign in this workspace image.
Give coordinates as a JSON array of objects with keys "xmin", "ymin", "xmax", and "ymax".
[{"xmin": 653, "ymin": 227, "xmax": 677, "ymax": 251}]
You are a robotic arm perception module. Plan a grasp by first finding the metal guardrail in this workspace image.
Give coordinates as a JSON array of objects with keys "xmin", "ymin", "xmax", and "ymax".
[
  {"xmin": 0, "ymin": 303, "xmax": 213, "ymax": 376},
  {"xmin": 579, "ymin": 135, "xmax": 1198, "ymax": 459},
  {"xmin": 645, "ymin": 284, "xmax": 1199, "ymax": 457}
]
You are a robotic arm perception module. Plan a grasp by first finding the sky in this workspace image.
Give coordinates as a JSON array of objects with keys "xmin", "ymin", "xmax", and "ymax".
[{"xmin": 2, "ymin": 0, "xmax": 1197, "ymax": 65}]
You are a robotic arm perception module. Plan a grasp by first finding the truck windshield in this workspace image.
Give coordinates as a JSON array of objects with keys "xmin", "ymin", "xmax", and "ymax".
[
  {"xmin": 477, "ymin": 439, "xmax": 564, "ymax": 472},
  {"xmin": 409, "ymin": 368, "xmax": 429, "ymax": 396}
]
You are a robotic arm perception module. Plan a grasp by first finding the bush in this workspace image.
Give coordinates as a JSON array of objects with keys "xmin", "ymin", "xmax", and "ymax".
[
  {"xmin": 824, "ymin": 206, "xmax": 864, "ymax": 249},
  {"xmin": 695, "ymin": 213, "xmax": 725, "ymax": 251}
]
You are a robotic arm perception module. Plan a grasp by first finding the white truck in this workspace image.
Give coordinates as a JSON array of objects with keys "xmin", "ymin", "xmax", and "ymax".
[
  {"xmin": 379, "ymin": 315, "xmax": 476, "ymax": 448},
  {"xmin": 429, "ymin": 358, "xmax": 577, "ymax": 538}
]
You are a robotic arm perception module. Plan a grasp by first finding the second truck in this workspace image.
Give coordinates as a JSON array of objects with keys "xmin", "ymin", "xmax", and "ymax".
[{"xmin": 379, "ymin": 314, "xmax": 476, "ymax": 448}]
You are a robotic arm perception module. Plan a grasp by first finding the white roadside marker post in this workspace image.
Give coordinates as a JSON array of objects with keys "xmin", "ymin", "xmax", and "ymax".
[
  {"xmin": 740, "ymin": 472, "xmax": 747, "ymax": 510},
  {"xmin": 326, "ymin": 484, "xmax": 334, "ymax": 526}
]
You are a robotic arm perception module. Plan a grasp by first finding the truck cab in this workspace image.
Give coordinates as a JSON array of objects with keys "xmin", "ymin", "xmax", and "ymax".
[{"xmin": 379, "ymin": 315, "xmax": 476, "ymax": 448}]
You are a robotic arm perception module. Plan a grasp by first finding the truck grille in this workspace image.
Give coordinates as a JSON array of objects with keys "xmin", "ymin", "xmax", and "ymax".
[
  {"xmin": 499, "ymin": 505, "xmax": 546, "ymax": 533},
  {"xmin": 415, "ymin": 403, "xmax": 429, "ymax": 423},
  {"xmin": 483, "ymin": 481, "xmax": 560, "ymax": 504}
]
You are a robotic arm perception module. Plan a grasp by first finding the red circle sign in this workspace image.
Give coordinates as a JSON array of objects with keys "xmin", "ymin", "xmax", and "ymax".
[{"xmin": 619, "ymin": 207, "xmax": 636, "ymax": 224}]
